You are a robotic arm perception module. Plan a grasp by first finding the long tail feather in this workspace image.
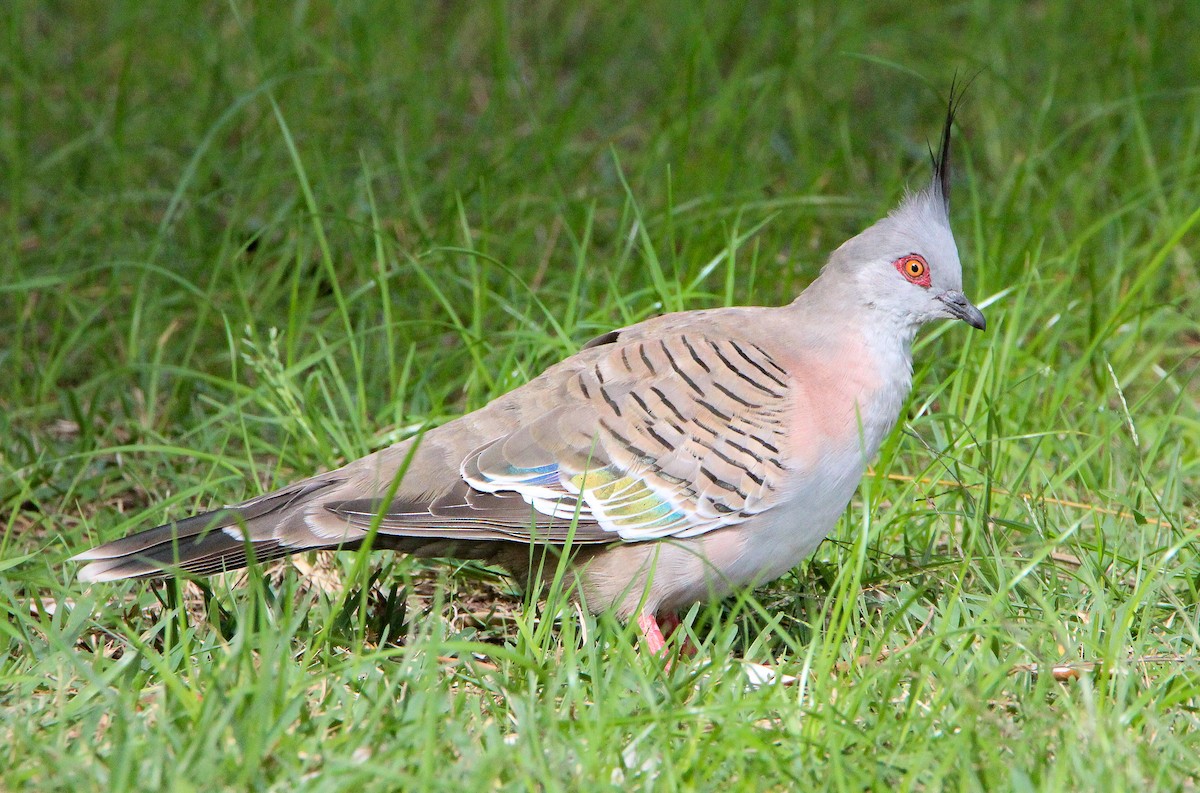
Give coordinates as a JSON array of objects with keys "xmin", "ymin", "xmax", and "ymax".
[{"xmin": 71, "ymin": 480, "xmax": 342, "ymax": 582}]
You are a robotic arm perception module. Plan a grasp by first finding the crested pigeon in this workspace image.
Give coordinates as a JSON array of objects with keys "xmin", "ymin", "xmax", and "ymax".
[{"xmin": 71, "ymin": 93, "xmax": 984, "ymax": 654}]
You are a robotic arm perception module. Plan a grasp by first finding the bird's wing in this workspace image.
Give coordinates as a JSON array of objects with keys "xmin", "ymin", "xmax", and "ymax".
[{"xmin": 327, "ymin": 330, "xmax": 794, "ymax": 544}]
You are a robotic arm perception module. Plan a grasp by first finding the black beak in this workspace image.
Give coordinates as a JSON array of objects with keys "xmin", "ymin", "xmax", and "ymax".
[{"xmin": 937, "ymin": 290, "xmax": 986, "ymax": 331}]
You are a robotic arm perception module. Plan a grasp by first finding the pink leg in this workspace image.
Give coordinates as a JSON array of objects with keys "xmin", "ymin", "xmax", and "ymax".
[
  {"xmin": 657, "ymin": 611, "xmax": 681, "ymax": 638},
  {"xmin": 656, "ymin": 611, "xmax": 696, "ymax": 657},
  {"xmin": 637, "ymin": 611, "xmax": 696, "ymax": 659},
  {"xmin": 637, "ymin": 612, "xmax": 668, "ymax": 656}
]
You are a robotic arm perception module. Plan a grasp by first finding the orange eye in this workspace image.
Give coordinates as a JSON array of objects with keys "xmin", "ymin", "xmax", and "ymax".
[{"xmin": 894, "ymin": 253, "xmax": 931, "ymax": 287}]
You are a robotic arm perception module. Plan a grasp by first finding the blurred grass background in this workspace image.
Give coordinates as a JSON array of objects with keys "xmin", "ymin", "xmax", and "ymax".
[{"xmin": 2, "ymin": 1, "xmax": 1199, "ymax": 790}]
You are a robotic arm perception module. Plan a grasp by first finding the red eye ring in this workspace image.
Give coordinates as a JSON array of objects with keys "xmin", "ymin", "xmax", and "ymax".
[{"xmin": 894, "ymin": 253, "xmax": 931, "ymax": 287}]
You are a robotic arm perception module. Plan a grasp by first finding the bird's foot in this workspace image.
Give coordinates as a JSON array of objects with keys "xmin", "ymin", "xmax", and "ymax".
[
  {"xmin": 637, "ymin": 612, "xmax": 669, "ymax": 656},
  {"xmin": 636, "ymin": 612, "xmax": 696, "ymax": 659},
  {"xmin": 637, "ymin": 613, "xmax": 795, "ymax": 687}
]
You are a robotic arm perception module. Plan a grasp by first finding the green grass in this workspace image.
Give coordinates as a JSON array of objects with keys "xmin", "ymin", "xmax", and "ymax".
[{"xmin": 3, "ymin": 1, "xmax": 1199, "ymax": 789}]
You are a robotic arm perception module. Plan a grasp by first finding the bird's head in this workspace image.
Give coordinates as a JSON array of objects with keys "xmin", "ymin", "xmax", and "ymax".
[{"xmin": 821, "ymin": 88, "xmax": 985, "ymax": 334}]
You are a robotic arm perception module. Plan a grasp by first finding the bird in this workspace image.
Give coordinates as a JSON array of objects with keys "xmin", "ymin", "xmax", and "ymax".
[{"xmin": 71, "ymin": 92, "xmax": 984, "ymax": 655}]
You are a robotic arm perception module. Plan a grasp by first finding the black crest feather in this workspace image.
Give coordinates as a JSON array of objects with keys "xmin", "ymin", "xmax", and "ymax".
[{"xmin": 931, "ymin": 74, "xmax": 973, "ymax": 215}]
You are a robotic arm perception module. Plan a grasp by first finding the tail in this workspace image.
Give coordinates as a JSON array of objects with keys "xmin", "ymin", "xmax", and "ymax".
[{"xmin": 71, "ymin": 479, "xmax": 344, "ymax": 582}]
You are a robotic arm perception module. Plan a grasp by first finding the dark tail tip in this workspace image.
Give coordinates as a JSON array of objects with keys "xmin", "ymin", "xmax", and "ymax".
[
  {"xmin": 71, "ymin": 509, "xmax": 282, "ymax": 581},
  {"xmin": 71, "ymin": 479, "xmax": 342, "ymax": 582}
]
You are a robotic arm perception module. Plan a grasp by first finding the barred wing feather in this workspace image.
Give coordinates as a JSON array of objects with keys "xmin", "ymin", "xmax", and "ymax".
[{"xmin": 462, "ymin": 333, "xmax": 792, "ymax": 542}]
